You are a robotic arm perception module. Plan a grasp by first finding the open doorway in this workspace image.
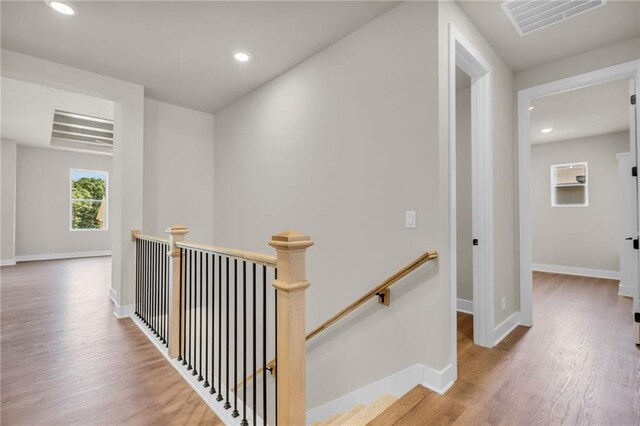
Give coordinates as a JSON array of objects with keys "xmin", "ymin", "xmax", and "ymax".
[
  {"xmin": 448, "ymin": 24, "xmax": 494, "ymax": 354},
  {"xmin": 518, "ymin": 61, "xmax": 640, "ymax": 343}
]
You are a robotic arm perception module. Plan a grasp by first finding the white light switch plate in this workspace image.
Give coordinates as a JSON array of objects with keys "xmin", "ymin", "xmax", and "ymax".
[{"xmin": 406, "ymin": 211, "xmax": 416, "ymax": 229}]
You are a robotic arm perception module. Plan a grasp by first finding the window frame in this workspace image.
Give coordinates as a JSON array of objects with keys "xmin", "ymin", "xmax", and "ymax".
[
  {"xmin": 550, "ymin": 161, "xmax": 589, "ymax": 208},
  {"xmin": 69, "ymin": 168, "xmax": 109, "ymax": 231}
]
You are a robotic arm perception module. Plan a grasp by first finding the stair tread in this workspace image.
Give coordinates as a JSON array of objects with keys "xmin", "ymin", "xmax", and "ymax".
[
  {"xmin": 348, "ymin": 394, "xmax": 397, "ymax": 425},
  {"xmin": 366, "ymin": 385, "xmax": 434, "ymax": 426},
  {"xmin": 321, "ymin": 412, "xmax": 343, "ymax": 425},
  {"xmin": 327, "ymin": 404, "xmax": 366, "ymax": 425}
]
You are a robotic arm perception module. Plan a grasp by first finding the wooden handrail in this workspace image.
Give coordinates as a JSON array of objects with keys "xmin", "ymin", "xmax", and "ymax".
[
  {"xmin": 175, "ymin": 240, "xmax": 277, "ymax": 267},
  {"xmin": 131, "ymin": 230, "xmax": 170, "ymax": 244},
  {"xmin": 235, "ymin": 249, "xmax": 438, "ymax": 390}
]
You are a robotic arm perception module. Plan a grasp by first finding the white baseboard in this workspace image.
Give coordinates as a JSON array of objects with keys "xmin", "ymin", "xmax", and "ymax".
[
  {"xmin": 0, "ymin": 258, "xmax": 16, "ymax": 266},
  {"xmin": 493, "ymin": 311, "xmax": 520, "ymax": 346},
  {"xmin": 15, "ymin": 250, "xmax": 111, "ymax": 262},
  {"xmin": 112, "ymin": 303, "xmax": 134, "ymax": 319},
  {"xmin": 306, "ymin": 363, "xmax": 454, "ymax": 424},
  {"xmin": 456, "ymin": 298, "xmax": 474, "ymax": 314},
  {"xmin": 619, "ymin": 284, "xmax": 635, "ymax": 298},
  {"xmin": 532, "ymin": 263, "xmax": 619, "ymax": 280}
]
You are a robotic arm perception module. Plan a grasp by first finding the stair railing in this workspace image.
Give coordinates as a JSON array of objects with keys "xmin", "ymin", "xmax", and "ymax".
[
  {"xmin": 236, "ymin": 250, "xmax": 438, "ymax": 388},
  {"xmin": 132, "ymin": 225, "xmax": 313, "ymax": 426}
]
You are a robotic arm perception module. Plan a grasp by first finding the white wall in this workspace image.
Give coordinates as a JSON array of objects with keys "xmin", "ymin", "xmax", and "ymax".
[
  {"xmin": 1, "ymin": 139, "xmax": 17, "ymax": 264},
  {"xmin": 456, "ymin": 87, "xmax": 473, "ymax": 302},
  {"xmin": 143, "ymin": 98, "xmax": 214, "ymax": 243},
  {"xmin": 516, "ymin": 37, "xmax": 640, "ymax": 91},
  {"xmin": 531, "ymin": 132, "xmax": 629, "ymax": 272},
  {"xmin": 438, "ymin": 2, "xmax": 518, "ymax": 329},
  {"xmin": 214, "ymin": 2, "xmax": 443, "ymax": 409},
  {"xmin": 15, "ymin": 146, "xmax": 112, "ymax": 257}
]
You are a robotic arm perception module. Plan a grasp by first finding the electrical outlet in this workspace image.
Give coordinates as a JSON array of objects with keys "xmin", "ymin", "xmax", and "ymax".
[{"xmin": 501, "ymin": 297, "xmax": 507, "ymax": 311}]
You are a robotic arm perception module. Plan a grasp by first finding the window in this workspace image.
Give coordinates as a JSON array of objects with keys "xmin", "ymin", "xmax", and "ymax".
[
  {"xmin": 550, "ymin": 162, "xmax": 588, "ymax": 207},
  {"xmin": 70, "ymin": 169, "xmax": 108, "ymax": 230}
]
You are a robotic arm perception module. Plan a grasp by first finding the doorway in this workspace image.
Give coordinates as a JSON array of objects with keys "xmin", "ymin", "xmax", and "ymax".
[
  {"xmin": 517, "ymin": 61, "xmax": 640, "ymax": 329},
  {"xmin": 448, "ymin": 24, "xmax": 494, "ymax": 353}
]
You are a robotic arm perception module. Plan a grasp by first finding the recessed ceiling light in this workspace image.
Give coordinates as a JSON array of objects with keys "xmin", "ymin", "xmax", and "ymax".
[
  {"xmin": 47, "ymin": 1, "xmax": 75, "ymax": 15},
  {"xmin": 529, "ymin": 106, "xmax": 535, "ymax": 111},
  {"xmin": 233, "ymin": 51, "xmax": 251, "ymax": 62},
  {"xmin": 541, "ymin": 128, "xmax": 553, "ymax": 134}
]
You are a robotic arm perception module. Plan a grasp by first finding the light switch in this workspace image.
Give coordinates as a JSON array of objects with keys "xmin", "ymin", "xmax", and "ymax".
[{"xmin": 405, "ymin": 211, "xmax": 416, "ymax": 229}]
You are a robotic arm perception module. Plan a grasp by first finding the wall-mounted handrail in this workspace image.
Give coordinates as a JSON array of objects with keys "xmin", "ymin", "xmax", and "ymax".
[
  {"xmin": 236, "ymin": 249, "xmax": 438, "ymax": 389},
  {"xmin": 306, "ymin": 250, "xmax": 438, "ymax": 341},
  {"xmin": 175, "ymin": 240, "xmax": 277, "ymax": 267}
]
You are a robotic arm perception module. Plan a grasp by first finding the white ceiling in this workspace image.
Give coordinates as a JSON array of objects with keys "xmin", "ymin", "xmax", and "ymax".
[
  {"xmin": 1, "ymin": 77, "xmax": 114, "ymax": 147},
  {"xmin": 0, "ymin": 1, "xmax": 398, "ymax": 113},
  {"xmin": 457, "ymin": 0, "xmax": 640, "ymax": 71},
  {"xmin": 530, "ymin": 78, "xmax": 629, "ymax": 144}
]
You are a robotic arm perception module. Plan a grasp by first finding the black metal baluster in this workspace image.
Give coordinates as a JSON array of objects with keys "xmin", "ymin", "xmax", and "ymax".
[
  {"xmin": 187, "ymin": 249, "xmax": 193, "ymax": 371},
  {"xmin": 144, "ymin": 240, "xmax": 149, "ymax": 326},
  {"xmin": 216, "ymin": 255, "xmax": 223, "ymax": 401},
  {"xmin": 162, "ymin": 243, "xmax": 167, "ymax": 344},
  {"xmin": 262, "ymin": 265, "xmax": 267, "ymax": 425},
  {"xmin": 164, "ymin": 243, "xmax": 169, "ymax": 345},
  {"xmin": 135, "ymin": 239, "xmax": 139, "ymax": 317},
  {"xmin": 241, "ymin": 261, "xmax": 248, "ymax": 426},
  {"xmin": 141, "ymin": 240, "xmax": 145, "ymax": 324},
  {"xmin": 224, "ymin": 256, "xmax": 231, "ymax": 410},
  {"xmin": 197, "ymin": 251, "xmax": 203, "ymax": 381},
  {"xmin": 232, "ymin": 259, "xmax": 239, "ymax": 418},
  {"xmin": 252, "ymin": 263, "xmax": 257, "ymax": 426},
  {"xmin": 211, "ymin": 254, "xmax": 217, "ymax": 391},
  {"xmin": 154, "ymin": 241, "xmax": 158, "ymax": 336},
  {"xmin": 178, "ymin": 248, "xmax": 184, "ymax": 362},
  {"xmin": 204, "ymin": 252, "xmax": 210, "ymax": 388}
]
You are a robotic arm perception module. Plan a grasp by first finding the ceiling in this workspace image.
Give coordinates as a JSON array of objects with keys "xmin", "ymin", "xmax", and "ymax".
[
  {"xmin": 457, "ymin": 0, "xmax": 640, "ymax": 71},
  {"xmin": 1, "ymin": 77, "xmax": 114, "ymax": 148},
  {"xmin": 1, "ymin": 1, "xmax": 398, "ymax": 113},
  {"xmin": 530, "ymin": 78, "xmax": 629, "ymax": 144}
]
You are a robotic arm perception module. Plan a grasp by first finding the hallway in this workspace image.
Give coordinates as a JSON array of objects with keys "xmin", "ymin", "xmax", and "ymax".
[{"xmin": 0, "ymin": 257, "xmax": 221, "ymax": 425}]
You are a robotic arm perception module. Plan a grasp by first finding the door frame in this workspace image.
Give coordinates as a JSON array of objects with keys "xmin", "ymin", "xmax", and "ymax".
[
  {"xmin": 448, "ymin": 23, "xmax": 495, "ymax": 350},
  {"xmin": 517, "ymin": 60, "xmax": 640, "ymax": 326}
]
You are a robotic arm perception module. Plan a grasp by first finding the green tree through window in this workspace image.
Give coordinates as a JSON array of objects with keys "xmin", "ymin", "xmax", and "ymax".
[{"xmin": 71, "ymin": 170, "xmax": 108, "ymax": 230}]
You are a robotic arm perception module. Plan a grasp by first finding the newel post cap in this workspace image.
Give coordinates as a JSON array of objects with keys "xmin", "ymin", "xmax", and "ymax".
[
  {"xmin": 131, "ymin": 229, "xmax": 141, "ymax": 241},
  {"xmin": 166, "ymin": 224, "xmax": 189, "ymax": 235},
  {"xmin": 269, "ymin": 230, "xmax": 313, "ymax": 251}
]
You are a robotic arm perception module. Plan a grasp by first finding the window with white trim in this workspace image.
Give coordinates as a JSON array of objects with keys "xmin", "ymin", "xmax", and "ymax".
[
  {"xmin": 551, "ymin": 162, "xmax": 588, "ymax": 207},
  {"xmin": 70, "ymin": 169, "xmax": 108, "ymax": 230}
]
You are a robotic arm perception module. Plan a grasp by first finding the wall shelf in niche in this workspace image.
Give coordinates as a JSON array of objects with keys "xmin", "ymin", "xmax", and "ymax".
[{"xmin": 551, "ymin": 162, "xmax": 588, "ymax": 207}]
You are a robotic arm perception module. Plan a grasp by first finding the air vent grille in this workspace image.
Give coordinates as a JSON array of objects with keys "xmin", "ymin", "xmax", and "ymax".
[
  {"xmin": 51, "ymin": 110, "xmax": 114, "ymax": 152},
  {"xmin": 502, "ymin": 0, "xmax": 607, "ymax": 36}
]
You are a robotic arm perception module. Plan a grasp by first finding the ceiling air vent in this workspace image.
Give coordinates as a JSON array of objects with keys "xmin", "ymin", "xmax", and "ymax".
[
  {"xmin": 51, "ymin": 110, "xmax": 114, "ymax": 153},
  {"xmin": 502, "ymin": 0, "xmax": 607, "ymax": 36}
]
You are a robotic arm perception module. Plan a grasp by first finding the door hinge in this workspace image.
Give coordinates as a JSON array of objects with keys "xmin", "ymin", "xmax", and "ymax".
[
  {"xmin": 634, "ymin": 238, "xmax": 639, "ymax": 250},
  {"xmin": 635, "ymin": 312, "xmax": 640, "ymax": 323},
  {"xmin": 633, "ymin": 166, "xmax": 637, "ymax": 177},
  {"xmin": 631, "ymin": 94, "xmax": 636, "ymax": 105},
  {"xmin": 472, "ymin": 238, "xmax": 479, "ymax": 246}
]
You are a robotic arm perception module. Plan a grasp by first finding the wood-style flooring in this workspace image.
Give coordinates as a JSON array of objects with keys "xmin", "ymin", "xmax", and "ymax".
[
  {"xmin": 0, "ymin": 257, "xmax": 222, "ymax": 425},
  {"xmin": 370, "ymin": 272, "xmax": 640, "ymax": 425}
]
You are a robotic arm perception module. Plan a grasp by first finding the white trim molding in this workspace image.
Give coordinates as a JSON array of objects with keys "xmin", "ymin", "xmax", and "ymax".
[
  {"xmin": 619, "ymin": 285, "xmax": 634, "ymax": 298},
  {"xmin": 0, "ymin": 258, "xmax": 16, "ymax": 266},
  {"xmin": 448, "ymin": 23, "xmax": 495, "ymax": 355},
  {"xmin": 456, "ymin": 298, "xmax": 474, "ymax": 314},
  {"xmin": 112, "ymin": 303, "xmax": 134, "ymax": 319},
  {"xmin": 109, "ymin": 287, "xmax": 118, "ymax": 304},
  {"xmin": 306, "ymin": 363, "xmax": 454, "ymax": 425},
  {"xmin": 532, "ymin": 263, "xmax": 620, "ymax": 280},
  {"xmin": 15, "ymin": 250, "xmax": 111, "ymax": 262},
  {"xmin": 518, "ymin": 60, "xmax": 640, "ymax": 328},
  {"xmin": 493, "ymin": 311, "xmax": 521, "ymax": 347}
]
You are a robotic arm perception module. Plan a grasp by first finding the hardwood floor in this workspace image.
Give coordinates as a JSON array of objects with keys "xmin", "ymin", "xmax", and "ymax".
[
  {"xmin": 371, "ymin": 272, "xmax": 640, "ymax": 425},
  {"xmin": 0, "ymin": 257, "xmax": 222, "ymax": 425}
]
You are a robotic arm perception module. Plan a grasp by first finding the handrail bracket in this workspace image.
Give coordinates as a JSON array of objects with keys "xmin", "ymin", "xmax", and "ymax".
[{"xmin": 376, "ymin": 288, "xmax": 390, "ymax": 306}]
